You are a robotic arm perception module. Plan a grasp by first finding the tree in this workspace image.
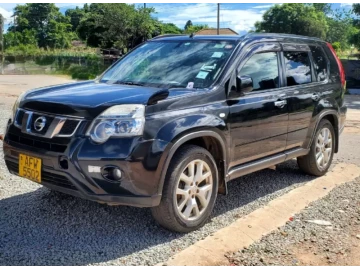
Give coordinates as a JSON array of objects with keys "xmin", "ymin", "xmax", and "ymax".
[
  {"xmin": 65, "ymin": 7, "xmax": 85, "ymax": 32},
  {"xmin": 326, "ymin": 10, "xmax": 356, "ymax": 50},
  {"xmin": 77, "ymin": 3, "xmax": 156, "ymax": 49},
  {"xmin": 184, "ymin": 24, "xmax": 209, "ymax": 34},
  {"xmin": 254, "ymin": 3, "xmax": 328, "ymax": 39},
  {"xmin": 312, "ymin": 3, "xmax": 332, "ymax": 15},
  {"xmin": 162, "ymin": 23, "xmax": 183, "ymax": 34},
  {"xmin": 350, "ymin": 4, "xmax": 360, "ymax": 49},
  {"xmin": 184, "ymin": 20, "xmax": 193, "ymax": 30},
  {"xmin": 8, "ymin": 3, "xmax": 75, "ymax": 49},
  {"xmin": 4, "ymin": 29, "xmax": 37, "ymax": 48}
]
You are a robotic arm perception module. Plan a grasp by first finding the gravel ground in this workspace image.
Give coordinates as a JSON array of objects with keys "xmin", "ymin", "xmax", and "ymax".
[
  {"xmin": 226, "ymin": 177, "xmax": 360, "ymax": 266},
  {"xmin": 0, "ymin": 87, "xmax": 359, "ymax": 266}
]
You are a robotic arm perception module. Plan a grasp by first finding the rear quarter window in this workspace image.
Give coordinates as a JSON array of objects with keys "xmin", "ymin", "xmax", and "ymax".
[
  {"xmin": 322, "ymin": 44, "xmax": 340, "ymax": 81},
  {"xmin": 310, "ymin": 46, "xmax": 328, "ymax": 82}
]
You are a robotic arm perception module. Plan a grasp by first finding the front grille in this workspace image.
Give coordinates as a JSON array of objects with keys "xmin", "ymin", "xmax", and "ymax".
[
  {"xmin": 30, "ymin": 113, "xmax": 54, "ymax": 135},
  {"xmin": 15, "ymin": 109, "xmax": 82, "ymax": 138},
  {"xmin": 5, "ymin": 160, "xmax": 77, "ymax": 190},
  {"xmin": 59, "ymin": 119, "xmax": 79, "ymax": 135},
  {"xmin": 15, "ymin": 110, "xmax": 25, "ymax": 127},
  {"xmin": 7, "ymin": 132, "xmax": 67, "ymax": 153}
]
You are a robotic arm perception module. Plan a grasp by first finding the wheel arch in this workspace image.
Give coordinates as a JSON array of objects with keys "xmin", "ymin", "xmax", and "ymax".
[
  {"xmin": 311, "ymin": 110, "xmax": 340, "ymax": 153},
  {"xmin": 156, "ymin": 129, "xmax": 228, "ymax": 196}
]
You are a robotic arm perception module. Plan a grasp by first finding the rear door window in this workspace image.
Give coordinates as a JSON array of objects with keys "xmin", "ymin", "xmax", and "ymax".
[
  {"xmin": 310, "ymin": 46, "xmax": 328, "ymax": 82},
  {"xmin": 284, "ymin": 51, "xmax": 312, "ymax": 86}
]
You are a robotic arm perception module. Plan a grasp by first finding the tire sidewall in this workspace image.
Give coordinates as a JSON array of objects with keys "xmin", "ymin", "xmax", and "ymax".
[{"xmin": 168, "ymin": 150, "xmax": 218, "ymax": 230}]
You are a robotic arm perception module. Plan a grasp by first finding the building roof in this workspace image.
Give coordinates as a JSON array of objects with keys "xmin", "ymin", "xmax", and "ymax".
[{"xmin": 195, "ymin": 28, "xmax": 238, "ymax": 35}]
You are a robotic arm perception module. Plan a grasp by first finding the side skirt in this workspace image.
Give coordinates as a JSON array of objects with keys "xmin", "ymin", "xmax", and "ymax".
[{"xmin": 226, "ymin": 148, "xmax": 309, "ymax": 181}]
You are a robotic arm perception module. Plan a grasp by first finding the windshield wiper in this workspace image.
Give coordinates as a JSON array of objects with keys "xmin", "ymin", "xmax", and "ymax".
[{"xmin": 115, "ymin": 81, "xmax": 145, "ymax": 86}]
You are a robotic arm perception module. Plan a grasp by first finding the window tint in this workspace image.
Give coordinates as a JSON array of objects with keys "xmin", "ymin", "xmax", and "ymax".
[
  {"xmin": 311, "ymin": 46, "xmax": 328, "ymax": 82},
  {"xmin": 284, "ymin": 51, "xmax": 312, "ymax": 86},
  {"xmin": 239, "ymin": 52, "xmax": 279, "ymax": 91}
]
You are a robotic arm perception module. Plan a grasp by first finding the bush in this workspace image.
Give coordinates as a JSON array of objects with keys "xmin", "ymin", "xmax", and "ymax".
[
  {"xmin": 67, "ymin": 63, "xmax": 106, "ymax": 80},
  {"xmin": 332, "ymin": 42, "xmax": 341, "ymax": 53}
]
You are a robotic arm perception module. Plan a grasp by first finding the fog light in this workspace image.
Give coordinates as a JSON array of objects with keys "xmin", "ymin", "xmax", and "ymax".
[
  {"xmin": 112, "ymin": 168, "xmax": 122, "ymax": 180},
  {"xmin": 102, "ymin": 166, "xmax": 122, "ymax": 181}
]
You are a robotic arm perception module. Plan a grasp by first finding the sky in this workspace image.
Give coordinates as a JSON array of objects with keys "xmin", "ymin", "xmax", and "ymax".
[{"xmin": 0, "ymin": 3, "xmax": 355, "ymax": 35}]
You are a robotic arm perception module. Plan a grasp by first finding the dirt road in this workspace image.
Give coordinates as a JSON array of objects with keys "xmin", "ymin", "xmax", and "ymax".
[{"xmin": 0, "ymin": 75, "xmax": 74, "ymax": 106}]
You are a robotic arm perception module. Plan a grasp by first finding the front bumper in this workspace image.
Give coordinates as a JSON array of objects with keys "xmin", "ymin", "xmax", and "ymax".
[{"xmin": 3, "ymin": 124, "xmax": 169, "ymax": 207}]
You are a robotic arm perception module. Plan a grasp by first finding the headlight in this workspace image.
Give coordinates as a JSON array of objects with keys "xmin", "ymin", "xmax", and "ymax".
[
  {"xmin": 11, "ymin": 91, "xmax": 26, "ymax": 123},
  {"xmin": 87, "ymin": 104, "xmax": 145, "ymax": 143}
]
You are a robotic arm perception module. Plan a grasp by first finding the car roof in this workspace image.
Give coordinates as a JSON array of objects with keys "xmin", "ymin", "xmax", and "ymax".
[{"xmin": 151, "ymin": 33, "xmax": 325, "ymax": 44}]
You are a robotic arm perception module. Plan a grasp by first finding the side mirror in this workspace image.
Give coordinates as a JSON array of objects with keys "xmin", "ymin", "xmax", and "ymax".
[
  {"xmin": 237, "ymin": 75, "xmax": 253, "ymax": 94},
  {"xmin": 228, "ymin": 75, "xmax": 253, "ymax": 99}
]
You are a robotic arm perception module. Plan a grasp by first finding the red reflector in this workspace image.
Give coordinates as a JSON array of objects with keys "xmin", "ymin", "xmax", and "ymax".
[{"xmin": 327, "ymin": 43, "xmax": 346, "ymax": 88}]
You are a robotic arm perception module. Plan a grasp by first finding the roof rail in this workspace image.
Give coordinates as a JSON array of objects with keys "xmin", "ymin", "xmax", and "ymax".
[
  {"xmin": 150, "ymin": 34, "xmax": 187, "ymax": 40},
  {"xmin": 244, "ymin": 32, "xmax": 324, "ymax": 42}
]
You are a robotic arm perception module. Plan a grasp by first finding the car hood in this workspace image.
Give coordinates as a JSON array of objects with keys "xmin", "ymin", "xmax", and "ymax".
[{"xmin": 20, "ymin": 81, "xmax": 196, "ymax": 118}]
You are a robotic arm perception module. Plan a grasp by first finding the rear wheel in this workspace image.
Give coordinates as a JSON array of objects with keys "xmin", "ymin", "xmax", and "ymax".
[
  {"xmin": 297, "ymin": 119, "xmax": 335, "ymax": 176},
  {"xmin": 151, "ymin": 145, "xmax": 218, "ymax": 233}
]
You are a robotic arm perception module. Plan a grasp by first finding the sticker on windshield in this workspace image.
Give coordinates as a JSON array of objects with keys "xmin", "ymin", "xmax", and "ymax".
[
  {"xmin": 187, "ymin": 82, "xmax": 194, "ymax": 89},
  {"xmin": 211, "ymin": 52, "xmax": 224, "ymax": 58},
  {"xmin": 225, "ymin": 44, "xmax": 233, "ymax": 49},
  {"xmin": 214, "ymin": 43, "xmax": 225, "ymax": 48},
  {"xmin": 196, "ymin": 71, "xmax": 209, "ymax": 79},
  {"xmin": 201, "ymin": 64, "xmax": 216, "ymax": 71}
]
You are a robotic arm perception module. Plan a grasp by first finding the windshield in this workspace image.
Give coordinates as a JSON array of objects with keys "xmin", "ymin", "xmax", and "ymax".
[{"xmin": 100, "ymin": 40, "xmax": 237, "ymax": 89}]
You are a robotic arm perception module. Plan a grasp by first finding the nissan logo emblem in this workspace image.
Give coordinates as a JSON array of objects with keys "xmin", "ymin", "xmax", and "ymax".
[{"xmin": 34, "ymin": 116, "xmax": 47, "ymax": 132}]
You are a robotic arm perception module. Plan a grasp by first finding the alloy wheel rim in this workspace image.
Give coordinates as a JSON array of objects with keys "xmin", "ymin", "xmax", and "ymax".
[
  {"xmin": 315, "ymin": 127, "xmax": 332, "ymax": 171},
  {"xmin": 175, "ymin": 159, "xmax": 213, "ymax": 221}
]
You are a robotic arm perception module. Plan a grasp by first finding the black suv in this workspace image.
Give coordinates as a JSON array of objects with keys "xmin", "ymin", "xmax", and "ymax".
[{"xmin": 3, "ymin": 33, "xmax": 347, "ymax": 232}]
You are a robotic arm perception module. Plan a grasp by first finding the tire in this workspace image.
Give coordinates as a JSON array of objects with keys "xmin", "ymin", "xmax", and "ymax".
[
  {"xmin": 151, "ymin": 145, "xmax": 218, "ymax": 233},
  {"xmin": 297, "ymin": 119, "xmax": 335, "ymax": 176}
]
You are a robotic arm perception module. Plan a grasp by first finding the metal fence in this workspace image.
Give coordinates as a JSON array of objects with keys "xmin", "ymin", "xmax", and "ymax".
[{"xmin": 1, "ymin": 55, "xmax": 118, "ymax": 75}]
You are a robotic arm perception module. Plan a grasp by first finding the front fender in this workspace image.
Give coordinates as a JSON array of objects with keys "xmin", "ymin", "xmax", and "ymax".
[
  {"xmin": 153, "ymin": 114, "xmax": 229, "ymax": 195},
  {"xmin": 156, "ymin": 114, "xmax": 227, "ymax": 143}
]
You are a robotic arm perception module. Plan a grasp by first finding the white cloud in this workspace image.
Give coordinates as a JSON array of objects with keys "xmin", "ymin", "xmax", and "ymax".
[
  {"xmin": 252, "ymin": 5, "xmax": 273, "ymax": 9},
  {"xmin": 55, "ymin": 3, "xmax": 85, "ymax": 8},
  {"xmin": 340, "ymin": 3, "xmax": 353, "ymax": 7},
  {"xmin": 158, "ymin": 3, "xmax": 265, "ymax": 33},
  {"xmin": 0, "ymin": 7, "xmax": 13, "ymax": 21}
]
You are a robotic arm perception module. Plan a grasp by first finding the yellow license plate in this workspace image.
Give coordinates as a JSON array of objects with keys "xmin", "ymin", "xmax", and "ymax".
[{"xmin": 19, "ymin": 154, "xmax": 42, "ymax": 183}]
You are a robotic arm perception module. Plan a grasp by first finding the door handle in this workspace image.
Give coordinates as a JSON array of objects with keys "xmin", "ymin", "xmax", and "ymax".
[
  {"xmin": 312, "ymin": 93, "xmax": 320, "ymax": 101},
  {"xmin": 274, "ymin": 100, "xmax": 287, "ymax": 108}
]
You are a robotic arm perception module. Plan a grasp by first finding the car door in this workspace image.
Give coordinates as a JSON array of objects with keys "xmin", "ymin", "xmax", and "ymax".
[
  {"xmin": 280, "ymin": 44, "xmax": 322, "ymax": 150},
  {"xmin": 228, "ymin": 42, "xmax": 289, "ymax": 167}
]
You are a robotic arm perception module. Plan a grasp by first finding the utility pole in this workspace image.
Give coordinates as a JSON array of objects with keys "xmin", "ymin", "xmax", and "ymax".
[
  {"xmin": 217, "ymin": 3, "xmax": 220, "ymax": 35},
  {"xmin": 0, "ymin": 15, "xmax": 4, "ymax": 75},
  {"xmin": 144, "ymin": 3, "xmax": 146, "ymax": 8}
]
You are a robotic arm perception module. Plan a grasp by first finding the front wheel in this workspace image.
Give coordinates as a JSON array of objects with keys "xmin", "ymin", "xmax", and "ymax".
[
  {"xmin": 297, "ymin": 119, "xmax": 335, "ymax": 176},
  {"xmin": 151, "ymin": 145, "xmax": 218, "ymax": 233}
]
